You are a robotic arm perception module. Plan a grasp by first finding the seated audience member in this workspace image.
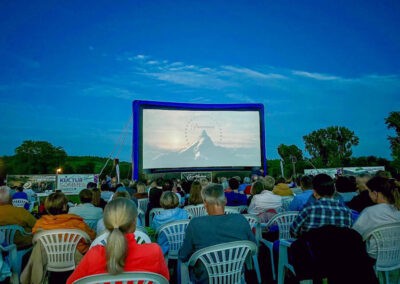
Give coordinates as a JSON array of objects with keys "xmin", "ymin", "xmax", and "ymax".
[
  {"xmin": 347, "ymin": 174, "xmax": 374, "ymax": 213},
  {"xmin": 145, "ymin": 178, "xmax": 164, "ymax": 226},
  {"xmin": 188, "ymin": 180, "xmax": 203, "ymax": 205},
  {"xmin": 248, "ymin": 177, "xmax": 282, "ymax": 223},
  {"xmin": 91, "ymin": 186, "xmax": 107, "ymax": 210},
  {"xmin": 23, "ymin": 182, "xmax": 37, "ymax": 205},
  {"xmin": 179, "ymin": 183, "xmax": 255, "ymax": 283},
  {"xmin": 68, "ymin": 189, "xmax": 103, "ymax": 220},
  {"xmin": 100, "ymin": 183, "xmax": 113, "ymax": 203},
  {"xmin": 238, "ymin": 176, "xmax": 251, "ymax": 193},
  {"xmin": 0, "ymin": 186, "xmax": 36, "ymax": 249},
  {"xmin": 335, "ymin": 176, "xmax": 358, "ymax": 203},
  {"xmin": 289, "ymin": 175, "xmax": 314, "ymax": 211},
  {"xmin": 12, "ymin": 185, "xmax": 30, "ymax": 210},
  {"xmin": 224, "ymin": 178, "xmax": 247, "ymax": 206},
  {"xmin": 66, "ymin": 198, "xmax": 169, "ymax": 284},
  {"xmin": 133, "ymin": 182, "xmax": 148, "ymax": 199},
  {"xmin": 272, "ymin": 177, "xmax": 293, "ymax": 196},
  {"xmin": 352, "ymin": 176, "xmax": 400, "ymax": 258},
  {"xmin": 290, "ymin": 174, "xmax": 353, "ymax": 238},
  {"xmin": 33, "ymin": 192, "xmax": 95, "ymax": 254},
  {"xmin": 151, "ymin": 191, "xmax": 189, "ymax": 254}
]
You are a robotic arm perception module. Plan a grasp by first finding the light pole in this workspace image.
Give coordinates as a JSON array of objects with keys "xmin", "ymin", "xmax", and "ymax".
[{"xmin": 56, "ymin": 168, "xmax": 62, "ymax": 191}]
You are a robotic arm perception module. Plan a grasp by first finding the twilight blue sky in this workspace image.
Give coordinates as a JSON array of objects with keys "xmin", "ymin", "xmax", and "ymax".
[{"xmin": 1, "ymin": 0, "xmax": 399, "ymax": 162}]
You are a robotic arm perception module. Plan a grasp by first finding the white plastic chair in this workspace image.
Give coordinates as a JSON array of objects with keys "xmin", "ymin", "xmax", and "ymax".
[
  {"xmin": 243, "ymin": 214, "xmax": 262, "ymax": 243},
  {"xmin": 149, "ymin": 208, "xmax": 165, "ymax": 227},
  {"xmin": 33, "ymin": 229, "xmax": 91, "ymax": 272},
  {"xmin": 363, "ymin": 222, "xmax": 400, "ymax": 284},
  {"xmin": 0, "ymin": 224, "xmax": 33, "ymax": 276},
  {"xmin": 260, "ymin": 211, "xmax": 299, "ymax": 281},
  {"xmin": 72, "ymin": 271, "xmax": 169, "ymax": 284},
  {"xmin": 183, "ymin": 204, "xmax": 207, "ymax": 218},
  {"xmin": 181, "ymin": 240, "xmax": 260, "ymax": 284},
  {"xmin": 90, "ymin": 226, "xmax": 151, "ymax": 249},
  {"xmin": 12, "ymin": 198, "xmax": 30, "ymax": 209},
  {"xmin": 224, "ymin": 205, "xmax": 248, "ymax": 214},
  {"xmin": 137, "ymin": 208, "xmax": 145, "ymax": 226},
  {"xmin": 156, "ymin": 220, "xmax": 190, "ymax": 262},
  {"xmin": 138, "ymin": 198, "xmax": 149, "ymax": 215}
]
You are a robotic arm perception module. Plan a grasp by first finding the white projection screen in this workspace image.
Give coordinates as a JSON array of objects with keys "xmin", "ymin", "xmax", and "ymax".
[{"xmin": 132, "ymin": 101, "xmax": 266, "ymax": 180}]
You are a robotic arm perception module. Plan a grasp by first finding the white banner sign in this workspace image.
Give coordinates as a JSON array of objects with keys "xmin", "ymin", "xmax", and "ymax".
[
  {"xmin": 57, "ymin": 174, "xmax": 98, "ymax": 194},
  {"xmin": 304, "ymin": 166, "xmax": 385, "ymax": 178}
]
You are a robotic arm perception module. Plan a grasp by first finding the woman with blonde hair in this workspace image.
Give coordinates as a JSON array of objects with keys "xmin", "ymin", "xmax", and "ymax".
[
  {"xmin": 188, "ymin": 180, "xmax": 203, "ymax": 205},
  {"xmin": 67, "ymin": 198, "xmax": 169, "ymax": 283}
]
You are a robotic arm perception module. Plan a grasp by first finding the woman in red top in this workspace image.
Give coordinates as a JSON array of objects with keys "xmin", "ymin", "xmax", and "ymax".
[{"xmin": 67, "ymin": 197, "xmax": 169, "ymax": 283}]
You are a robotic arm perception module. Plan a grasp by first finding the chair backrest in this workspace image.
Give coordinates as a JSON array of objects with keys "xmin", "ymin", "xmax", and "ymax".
[
  {"xmin": 0, "ymin": 224, "xmax": 31, "ymax": 245},
  {"xmin": 265, "ymin": 211, "xmax": 299, "ymax": 239},
  {"xmin": 137, "ymin": 208, "xmax": 145, "ymax": 226},
  {"xmin": 72, "ymin": 271, "xmax": 169, "ymax": 284},
  {"xmin": 157, "ymin": 220, "xmax": 190, "ymax": 260},
  {"xmin": 183, "ymin": 204, "xmax": 207, "ymax": 218},
  {"xmin": 243, "ymin": 214, "xmax": 262, "ymax": 242},
  {"xmin": 224, "ymin": 205, "xmax": 248, "ymax": 214},
  {"xmin": 90, "ymin": 227, "xmax": 151, "ymax": 249},
  {"xmin": 12, "ymin": 199, "xmax": 29, "ymax": 208},
  {"xmin": 137, "ymin": 198, "xmax": 149, "ymax": 214},
  {"xmin": 279, "ymin": 196, "xmax": 294, "ymax": 212},
  {"xmin": 149, "ymin": 208, "xmax": 165, "ymax": 227},
  {"xmin": 363, "ymin": 222, "xmax": 400, "ymax": 271},
  {"xmin": 187, "ymin": 240, "xmax": 257, "ymax": 284},
  {"xmin": 84, "ymin": 219, "xmax": 99, "ymax": 231},
  {"xmin": 33, "ymin": 229, "xmax": 91, "ymax": 272}
]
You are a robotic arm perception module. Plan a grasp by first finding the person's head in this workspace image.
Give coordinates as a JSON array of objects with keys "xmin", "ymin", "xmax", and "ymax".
[
  {"xmin": 160, "ymin": 191, "xmax": 179, "ymax": 209},
  {"xmin": 201, "ymin": 183, "xmax": 226, "ymax": 208},
  {"xmin": 79, "ymin": 189, "xmax": 93, "ymax": 204},
  {"xmin": 112, "ymin": 191, "xmax": 131, "ymax": 200},
  {"xmin": 243, "ymin": 176, "xmax": 251, "ymax": 184},
  {"xmin": 335, "ymin": 176, "xmax": 357, "ymax": 193},
  {"xmin": 0, "ymin": 186, "xmax": 11, "ymax": 205},
  {"xmin": 228, "ymin": 178, "xmax": 240, "ymax": 190},
  {"xmin": 251, "ymin": 181, "xmax": 264, "ymax": 195},
  {"xmin": 101, "ymin": 183, "xmax": 110, "ymax": 192},
  {"xmin": 136, "ymin": 182, "xmax": 146, "ymax": 194},
  {"xmin": 103, "ymin": 198, "xmax": 138, "ymax": 274},
  {"xmin": 189, "ymin": 180, "xmax": 203, "ymax": 205},
  {"xmin": 262, "ymin": 176, "xmax": 275, "ymax": 191},
  {"xmin": 300, "ymin": 175, "xmax": 313, "ymax": 190},
  {"xmin": 86, "ymin": 182, "xmax": 97, "ymax": 190},
  {"xmin": 367, "ymin": 176, "xmax": 400, "ymax": 209},
  {"xmin": 199, "ymin": 177, "xmax": 209, "ymax": 188},
  {"xmin": 45, "ymin": 192, "xmax": 69, "ymax": 215},
  {"xmin": 276, "ymin": 177, "xmax": 286, "ymax": 184},
  {"xmin": 312, "ymin": 174, "xmax": 335, "ymax": 198}
]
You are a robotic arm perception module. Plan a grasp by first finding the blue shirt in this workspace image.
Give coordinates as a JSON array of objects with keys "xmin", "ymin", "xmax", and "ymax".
[{"xmin": 288, "ymin": 190, "xmax": 314, "ymax": 211}]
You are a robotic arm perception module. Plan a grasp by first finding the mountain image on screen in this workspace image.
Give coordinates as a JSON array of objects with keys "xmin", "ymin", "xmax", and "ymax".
[{"xmin": 148, "ymin": 129, "xmax": 259, "ymax": 168}]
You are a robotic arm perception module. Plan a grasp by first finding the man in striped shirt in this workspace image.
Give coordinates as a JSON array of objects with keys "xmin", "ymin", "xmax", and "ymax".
[{"xmin": 290, "ymin": 173, "xmax": 353, "ymax": 237}]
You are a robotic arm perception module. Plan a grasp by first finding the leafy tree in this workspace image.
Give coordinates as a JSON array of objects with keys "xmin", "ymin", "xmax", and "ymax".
[
  {"xmin": 385, "ymin": 111, "xmax": 400, "ymax": 169},
  {"xmin": 277, "ymin": 144, "xmax": 304, "ymax": 177},
  {"xmin": 303, "ymin": 126, "xmax": 359, "ymax": 167},
  {"xmin": 14, "ymin": 140, "xmax": 67, "ymax": 174}
]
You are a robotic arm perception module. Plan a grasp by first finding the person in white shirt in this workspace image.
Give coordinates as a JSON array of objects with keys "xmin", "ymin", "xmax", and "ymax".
[{"xmin": 352, "ymin": 176, "xmax": 400, "ymax": 258}]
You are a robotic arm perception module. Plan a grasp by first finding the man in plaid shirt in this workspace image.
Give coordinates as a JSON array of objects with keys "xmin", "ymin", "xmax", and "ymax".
[{"xmin": 290, "ymin": 173, "xmax": 353, "ymax": 237}]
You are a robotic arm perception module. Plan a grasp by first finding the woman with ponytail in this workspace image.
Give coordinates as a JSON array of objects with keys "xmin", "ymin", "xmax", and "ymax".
[
  {"xmin": 67, "ymin": 198, "xmax": 169, "ymax": 283},
  {"xmin": 352, "ymin": 176, "xmax": 400, "ymax": 258}
]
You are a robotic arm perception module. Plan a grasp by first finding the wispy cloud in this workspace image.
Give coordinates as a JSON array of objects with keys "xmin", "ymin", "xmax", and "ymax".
[
  {"xmin": 223, "ymin": 66, "xmax": 286, "ymax": 80},
  {"xmin": 292, "ymin": 70, "xmax": 342, "ymax": 81}
]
